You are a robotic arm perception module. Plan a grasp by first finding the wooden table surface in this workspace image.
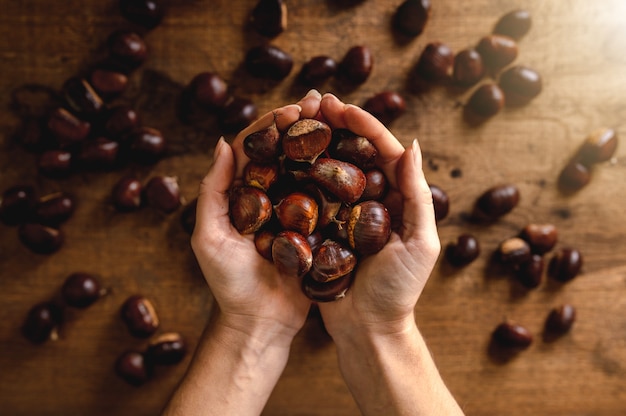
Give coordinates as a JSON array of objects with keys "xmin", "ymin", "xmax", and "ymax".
[{"xmin": 1, "ymin": 0, "xmax": 626, "ymax": 415}]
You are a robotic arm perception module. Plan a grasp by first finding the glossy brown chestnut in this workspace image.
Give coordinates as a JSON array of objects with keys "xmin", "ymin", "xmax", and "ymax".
[
  {"xmin": 465, "ymin": 83, "xmax": 505, "ymax": 119},
  {"xmin": 244, "ymin": 162, "xmax": 279, "ymax": 191},
  {"xmin": 47, "ymin": 107, "xmax": 91, "ymax": 146},
  {"xmin": 254, "ymin": 229, "xmax": 275, "ymax": 261},
  {"xmin": 520, "ymin": 223, "xmax": 558, "ymax": 254},
  {"xmin": 577, "ymin": 127, "xmax": 618, "ymax": 165},
  {"xmin": 476, "ymin": 34, "xmax": 518, "ymax": 71},
  {"xmin": 112, "ymin": 176, "xmax": 143, "ymax": 211},
  {"xmin": 309, "ymin": 239, "xmax": 356, "ymax": 283},
  {"xmin": 38, "ymin": 150, "xmax": 72, "ymax": 178},
  {"xmin": 499, "ymin": 65, "xmax": 542, "ymax": 105},
  {"xmin": 548, "ymin": 248, "xmax": 583, "ymax": 282},
  {"xmin": 0, "ymin": 185, "xmax": 36, "ymax": 226},
  {"xmin": 283, "ymin": 119, "xmax": 332, "ymax": 163},
  {"xmin": 18, "ymin": 223, "xmax": 64, "ymax": 254},
  {"xmin": 392, "ymin": 0, "xmax": 431, "ymax": 38},
  {"xmin": 304, "ymin": 184, "xmax": 342, "ymax": 229},
  {"xmin": 188, "ymin": 72, "xmax": 229, "ymax": 109},
  {"xmin": 299, "ymin": 56, "xmax": 337, "ymax": 86},
  {"xmin": 243, "ymin": 118, "xmax": 281, "ymax": 163},
  {"xmin": 415, "ymin": 42, "xmax": 454, "ymax": 82},
  {"xmin": 250, "ymin": 0, "xmax": 287, "ymax": 37},
  {"xmin": 90, "ymin": 69, "xmax": 129, "ymax": 97},
  {"xmin": 492, "ymin": 321, "xmax": 533, "ymax": 349},
  {"xmin": 498, "ymin": 237, "xmax": 532, "ymax": 266},
  {"xmin": 363, "ymin": 91, "xmax": 406, "ymax": 125},
  {"xmin": 120, "ymin": 0, "xmax": 164, "ymax": 29},
  {"xmin": 494, "ymin": 9, "xmax": 532, "ymax": 40},
  {"xmin": 272, "ymin": 230, "xmax": 313, "ymax": 277},
  {"xmin": 220, "ymin": 97, "xmax": 258, "ymax": 133},
  {"xmin": 144, "ymin": 176, "xmax": 181, "ymax": 214},
  {"xmin": 360, "ymin": 169, "xmax": 388, "ymax": 201},
  {"xmin": 130, "ymin": 127, "xmax": 166, "ymax": 164},
  {"xmin": 121, "ymin": 295, "xmax": 160, "ymax": 338},
  {"xmin": 446, "ymin": 234, "xmax": 480, "ymax": 267},
  {"xmin": 306, "ymin": 231, "xmax": 324, "ymax": 255},
  {"xmin": 105, "ymin": 105, "xmax": 140, "ymax": 138},
  {"xmin": 115, "ymin": 350, "xmax": 152, "ymax": 386},
  {"xmin": 34, "ymin": 192, "xmax": 75, "ymax": 227},
  {"xmin": 146, "ymin": 332, "xmax": 187, "ymax": 365},
  {"xmin": 274, "ymin": 192, "xmax": 319, "ymax": 236},
  {"xmin": 515, "ymin": 254, "xmax": 544, "ymax": 289},
  {"xmin": 22, "ymin": 301, "xmax": 63, "ymax": 344},
  {"xmin": 474, "ymin": 184, "xmax": 520, "ymax": 219},
  {"xmin": 245, "ymin": 45, "xmax": 293, "ymax": 80},
  {"xmin": 429, "ymin": 184, "xmax": 449, "ymax": 222},
  {"xmin": 545, "ymin": 304, "xmax": 576, "ymax": 334},
  {"xmin": 62, "ymin": 77, "xmax": 104, "ymax": 117},
  {"xmin": 78, "ymin": 138, "xmax": 119, "ymax": 169},
  {"xmin": 180, "ymin": 198, "xmax": 197, "ymax": 235},
  {"xmin": 61, "ymin": 272, "xmax": 105, "ymax": 308},
  {"xmin": 453, "ymin": 49, "xmax": 485, "ymax": 87},
  {"xmin": 229, "ymin": 186, "xmax": 272, "ymax": 234},
  {"xmin": 558, "ymin": 160, "xmax": 591, "ymax": 192},
  {"xmin": 347, "ymin": 200, "xmax": 391, "ymax": 256},
  {"xmin": 310, "ymin": 158, "xmax": 367, "ymax": 204},
  {"xmin": 108, "ymin": 30, "xmax": 148, "ymax": 67},
  {"xmin": 328, "ymin": 129, "xmax": 378, "ymax": 171},
  {"xmin": 302, "ymin": 271, "xmax": 353, "ymax": 302},
  {"xmin": 337, "ymin": 45, "xmax": 373, "ymax": 85}
]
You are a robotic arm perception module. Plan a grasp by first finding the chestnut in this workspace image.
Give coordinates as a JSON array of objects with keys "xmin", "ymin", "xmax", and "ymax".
[
  {"xmin": 337, "ymin": 45, "xmax": 373, "ymax": 85},
  {"xmin": 498, "ymin": 237, "xmax": 531, "ymax": 267},
  {"xmin": 244, "ymin": 45, "xmax": 293, "ymax": 81},
  {"xmin": 38, "ymin": 150, "xmax": 73, "ymax": 178},
  {"xmin": 362, "ymin": 91, "xmax": 406, "ymax": 125},
  {"xmin": 33, "ymin": 192, "xmax": 75, "ymax": 227},
  {"xmin": 310, "ymin": 158, "xmax": 366, "ymax": 204},
  {"xmin": 243, "ymin": 118, "xmax": 281, "ymax": 163},
  {"xmin": 112, "ymin": 176, "xmax": 143, "ymax": 212},
  {"xmin": 274, "ymin": 192, "xmax": 319, "ymax": 236},
  {"xmin": 306, "ymin": 231, "xmax": 324, "ymax": 255},
  {"xmin": 18, "ymin": 223, "xmax": 64, "ymax": 254},
  {"xmin": 119, "ymin": 0, "xmax": 164, "ymax": 29},
  {"xmin": 558, "ymin": 160, "xmax": 591, "ymax": 192},
  {"xmin": 474, "ymin": 184, "xmax": 520, "ymax": 219},
  {"xmin": 62, "ymin": 77, "xmax": 104, "ymax": 118},
  {"xmin": 498, "ymin": 65, "xmax": 542, "ymax": 105},
  {"xmin": 108, "ymin": 30, "xmax": 148, "ymax": 67},
  {"xmin": 144, "ymin": 176, "xmax": 181, "ymax": 214},
  {"xmin": 476, "ymin": 34, "xmax": 518, "ymax": 71},
  {"xmin": 577, "ymin": 127, "xmax": 618, "ymax": 166},
  {"xmin": 115, "ymin": 350, "xmax": 152, "ymax": 386},
  {"xmin": 492, "ymin": 321, "xmax": 533, "ymax": 349},
  {"xmin": 21, "ymin": 301, "xmax": 63, "ymax": 344},
  {"xmin": 283, "ymin": 118, "xmax": 332, "ymax": 163},
  {"xmin": 229, "ymin": 186, "xmax": 272, "ymax": 234},
  {"xmin": 328, "ymin": 129, "xmax": 377, "ymax": 171},
  {"xmin": 465, "ymin": 83, "xmax": 505, "ymax": 119},
  {"xmin": 360, "ymin": 169, "xmax": 388, "ymax": 201},
  {"xmin": 146, "ymin": 332, "xmax": 187, "ymax": 365},
  {"xmin": 299, "ymin": 56, "xmax": 337, "ymax": 86},
  {"xmin": 90, "ymin": 69, "xmax": 129, "ymax": 97},
  {"xmin": 188, "ymin": 72, "xmax": 229, "ymax": 110},
  {"xmin": 0, "ymin": 185, "xmax": 36, "ymax": 226},
  {"xmin": 445, "ymin": 234, "xmax": 480, "ymax": 267},
  {"xmin": 302, "ymin": 272, "xmax": 353, "ymax": 302},
  {"xmin": 254, "ymin": 229, "xmax": 276, "ymax": 260},
  {"xmin": 392, "ymin": 0, "xmax": 431, "ymax": 38},
  {"xmin": 77, "ymin": 137, "xmax": 119, "ymax": 170},
  {"xmin": 429, "ymin": 184, "xmax": 449, "ymax": 222},
  {"xmin": 520, "ymin": 223, "xmax": 558, "ymax": 254},
  {"xmin": 309, "ymin": 239, "xmax": 356, "ymax": 283},
  {"xmin": 105, "ymin": 105, "xmax": 140, "ymax": 138},
  {"xmin": 219, "ymin": 97, "xmax": 258, "ymax": 134},
  {"xmin": 61, "ymin": 272, "xmax": 105, "ymax": 308},
  {"xmin": 250, "ymin": 0, "xmax": 287, "ymax": 38},
  {"xmin": 347, "ymin": 200, "xmax": 391, "ymax": 256},
  {"xmin": 415, "ymin": 42, "xmax": 454, "ymax": 82},
  {"xmin": 515, "ymin": 254, "xmax": 544, "ymax": 289},
  {"xmin": 244, "ymin": 162, "xmax": 279, "ymax": 191},
  {"xmin": 453, "ymin": 49, "xmax": 485, "ymax": 87},
  {"xmin": 272, "ymin": 230, "xmax": 313, "ymax": 277},
  {"xmin": 130, "ymin": 127, "xmax": 167, "ymax": 164},
  {"xmin": 304, "ymin": 184, "xmax": 342, "ymax": 229},
  {"xmin": 493, "ymin": 9, "xmax": 532, "ymax": 40},
  {"xmin": 180, "ymin": 198, "xmax": 198, "ymax": 235},
  {"xmin": 545, "ymin": 304, "xmax": 576, "ymax": 335},
  {"xmin": 548, "ymin": 248, "xmax": 583, "ymax": 282},
  {"xmin": 47, "ymin": 107, "xmax": 91, "ymax": 147},
  {"xmin": 120, "ymin": 295, "xmax": 160, "ymax": 338}
]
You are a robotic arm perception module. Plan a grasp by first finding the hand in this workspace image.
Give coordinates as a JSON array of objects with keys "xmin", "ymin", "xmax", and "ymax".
[
  {"xmin": 190, "ymin": 90, "xmax": 323, "ymax": 344},
  {"xmin": 315, "ymin": 93, "xmax": 441, "ymax": 338}
]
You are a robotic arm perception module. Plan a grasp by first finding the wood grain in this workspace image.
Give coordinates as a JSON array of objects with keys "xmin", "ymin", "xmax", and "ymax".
[{"xmin": 1, "ymin": 0, "xmax": 626, "ymax": 415}]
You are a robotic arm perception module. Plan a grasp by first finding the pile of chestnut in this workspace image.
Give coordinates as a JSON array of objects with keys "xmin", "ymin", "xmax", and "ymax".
[{"xmin": 229, "ymin": 117, "xmax": 392, "ymax": 302}]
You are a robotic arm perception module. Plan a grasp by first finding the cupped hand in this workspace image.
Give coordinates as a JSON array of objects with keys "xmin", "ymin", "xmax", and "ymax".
[
  {"xmin": 316, "ymin": 94, "xmax": 442, "ymax": 337},
  {"xmin": 190, "ymin": 90, "xmax": 322, "ymax": 342}
]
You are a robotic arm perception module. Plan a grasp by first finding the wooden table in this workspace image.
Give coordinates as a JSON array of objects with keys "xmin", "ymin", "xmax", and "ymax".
[{"xmin": 1, "ymin": 0, "xmax": 625, "ymax": 414}]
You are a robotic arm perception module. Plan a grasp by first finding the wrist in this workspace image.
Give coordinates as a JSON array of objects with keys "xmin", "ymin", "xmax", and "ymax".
[{"xmin": 215, "ymin": 311, "xmax": 298, "ymax": 351}]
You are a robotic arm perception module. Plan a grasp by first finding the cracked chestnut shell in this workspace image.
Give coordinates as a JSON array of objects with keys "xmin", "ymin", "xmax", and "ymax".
[
  {"xmin": 347, "ymin": 200, "xmax": 391, "ymax": 256},
  {"xmin": 272, "ymin": 230, "xmax": 313, "ymax": 277},
  {"xmin": 229, "ymin": 186, "xmax": 272, "ymax": 234}
]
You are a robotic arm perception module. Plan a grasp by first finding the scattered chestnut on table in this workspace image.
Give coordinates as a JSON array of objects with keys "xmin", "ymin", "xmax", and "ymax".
[
  {"xmin": 62, "ymin": 77, "xmax": 104, "ymax": 118},
  {"xmin": 415, "ymin": 42, "xmax": 454, "ymax": 83},
  {"xmin": 249, "ymin": 0, "xmax": 287, "ymax": 38},
  {"xmin": 492, "ymin": 321, "xmax": 533, "ymax": 349},
  {"xmin": 121, "ymin": 295, "xmax": 160, "ymax": 338},
  {"xmin": 545, "ymin": 304, "xmax": 576, "ymax": 335},
  {"xmin": 429, "ymin": 184, "xmax": 449, "ymax": 222},
  {"xmin": 219, "ymin": 96, "xmax": 258, "ymax": 134},
  {"xmin": 337, "ymin": 45, "xmax": 373, "ymax": 86},
  {"xmin": 493, "ymin": 9, "xmax": 532, "ymax": 40},
  {"xmin": 446, "ymin": 234, "xmax": 480, "ymax": 267},
  {"xmin": 18, "ymin": 223, "xmax": 65, "ymax": 254},
  {"xmin": 47, "ymin": 107, "xmax": 91, "ymax": 147},
  {"xmin": 498, "ymin": 237, "xmax": 531, "ymax": 267},
  {"xmin": 0, "ymin": 185, "xmax": 36, "ymax": 226},
  {"xmin": 244, "ymin": 44, "xmax": 293, "ymax": 81},
  {"xmin": 558, "ymin": 160, "xmax": 591, "ymax": 193},
  {"xmin": 520, "ymin": 223, "xmax": 558, "ymax": 255},
  {"xmin": 144, "ymin": 175, "xmax": 181, "ymax": 214},
  {"xmin": 115, "ymin": 350, "xmax": 152, "ymax": 386},
  {"xmin": 392, "ymin": 0, "xmax": 431, "ymax": 38},
  {"xmin": 453, "ymin": 48, "xmax": 485, "ymax": 87},
  {"xmin": 61, "ymin": 272, "xmax": 106, "ymax": 309},
  {"xmin": 548, "ymin": 247, "xmax": 583, "ymax": 282},
  {"xmin": 465, "ymin": 83, "xmax": 505, "ymax": 120},
  {"xmin": 298, "ymin": 56, "xmax": 337, "ymax": 86},
  {"xmin": 90, "ymin": 69, "xmax": 129, "ymax": 97},
  {"xmin": 112, "ymin": 176, "xmax": 143, "ymax": 212},
  {"xmin": 38, "ymin": 150, "xmax": 73, "ymax": 178},
  {"xmin": 187, "ymin": 72, "xmax": 230, "ymax": 110},
  {"xmin": 107, "ymin": 30, "xmax": 148, "ymax": 68},
  {"xmin": 473, "ymin": 184, "xmax": 520, "ymax": 220},
  {"xmin": 362, "ymin": 91, "xmax": 406, "ymax": 125},
  {"xmin": 119, "ymin": 0, "xmax": 164, "ymax": 29},
  {"xmin": 33, "ymin": 192, "xmax": 75, "ymax": 227},
  {"xmin": 146, "ymin": 332, "xmax": 187, "ymax": 365},
  {"xmin": 576, "ymin": 127, "xmax": 618, "ymax": 166},
  {"xmin": 476, "ymin": 34, "xmax": 518, "ymax": 72},
  {"xmin": 21, "ymin": 301, "xmax": 63, "ymax": 344},
  {"xmin": 498, "ymin": 65, "xmax": 542, "ymax": 106},
  {"xmin": 515, "ymin": 254, "xmax": 544, "ymax": 289}
]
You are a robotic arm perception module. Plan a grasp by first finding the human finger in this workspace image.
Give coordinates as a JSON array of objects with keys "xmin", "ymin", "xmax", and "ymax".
[{"xmin": 296, "ymin": 89, "xmax": 323, "ymax": 119}]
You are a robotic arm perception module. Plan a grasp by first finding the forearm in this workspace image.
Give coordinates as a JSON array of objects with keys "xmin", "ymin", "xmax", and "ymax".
[
  {"xmin": 162, "ymin": 315, "xmax": 293, "ymax": 416},
  {"xmin": 333, "ymin": 317, "xmax": 464, "ymax": 416}
]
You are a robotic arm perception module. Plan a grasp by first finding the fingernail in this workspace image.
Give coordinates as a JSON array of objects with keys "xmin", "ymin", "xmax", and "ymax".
[
  {"xmin": 412, "ymin": 139, "xmax": 421, "ymax": 164},
  {"xmin": 305, "ymin": 89, "xmax": 321, "ymax": 99},
  {"xmin": 322, "ymin": 92, "xmax": 337, "ymax": 100},
  {"xmin": 213, "ymin": 137, "xmax": 226, "ymax": 162}
]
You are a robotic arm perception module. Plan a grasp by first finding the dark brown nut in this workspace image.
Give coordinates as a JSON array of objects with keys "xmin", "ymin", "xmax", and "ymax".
[
  {"xmin": 115, "ymin": 350, "xmax": 152, "ymax": 386},
  {"xmin": 303, "ymin": 184, "xmax": 342, "ymax": 229},
  {"xmin": 445, "ymin": 234, "xmax": 480, "ymax": 267},
  {"xmin": 62, "ymin": 77, "xmax": 104, "ymax": 117},
  {"xmin": 229, "ymin": 186, "xmax": 272, "ymax": 234},
  {"xmin": 61, "ymin": 272, "xmax": 105, "ymax": 308},
  {"xmin": 453, "ymin": 49, "xmax": 485, "ymax": 87},
  {"xmin": 144, "ymin": 176, "xmax": 181, "ymax": 214},
  {"xmin": 465, "ymin": 83, "xmax": 505, "ymax": 119},
  {"xmin": 188, "ymin": 72, "xmax": 229, "ymax": 109},
  {"xmin": 360, "ymin": 169, "xmax": 388, "ymax": 201},
  {"xmin": 33, "ymin": 192, "xmax": 75, "ymax": 227},
  {"xmin": 272, "ymin": 230, "xmax": 313, "ymax": 277},
  {"xmin": 337, "ymin": 45, "xmax": 373, "ymax": 85},
  {"xmin": 492, "ymin": 321, "xmax": 533, "ymax": 349},
  {"xmin": 243, "ymin": 117, "xmax": 281, "ymax": 163},
  {"xmin": 47, "ymin": 107, "xmax": 91, "ymax": 146},
  {"xmin": 244, "ymin": 162, "xmax": 279, "ymax": 191},
  {"xmin": 302, "ymin": 271, "xmax": 353, "ymax": 302},
  {"xmin": 476, "ymin": 34, "xmax": 518, "ymax": 71},
  {"xmin": 219, "ymin": 97, "xmax": 258, "ymax": 134},
  {"xmin": 18, "ymin": 223, "xmax": 64, "ymax": 254},
  {"xmin": 558, "ymin": 160, "xmax": 591, "ymax": 192},
  {"xmin": 520, "ymin": 223, "xmax": 558, "ymax": 254},
  {"xmin": 494, "ymin": 9, "xmax": 532, "ymax": 40},
  {"xmin": 545, "ymin": 304, "xmax": 576, "ymax": 334},
  {"xmin": 548, "ymin": 248, "xmax": 583, "ymax": 282},
  {"xmin": 474, "ymin": 184, "xmax": 520, "ymax": 219},
  {"xmin": 498, "ymin": 65, "xmax": 542, "ymax": 105},
  {"xmin": 498, "ymin": 237, "xmax": 532, "ymax": 266},
  {"xmin": 250, "ymin": 0, "xmax": 287, "ymax": 37},
  {"xmin": 78, "ymin": 138, "xmax": 119, "ymax": 170},
  {"xmin": 180, "ymin": 198, "xmax": 197, "ymax": 235},
  {"xmin": 0, "ymin": 185, "xmax": 37, "ymax": 226},
  {"xmin": 112, "ymin": 176, "xmax": 143, "ymax": 212},
  {"xmin": 244, "ymin": 45, "xmax": 293, "ymax": 80},
  {"xmin": 254, "ymin": 229, "xmax": 276, "ymax": 261},
  {"xmin": 130, "ymin": 127, "xmax": 166, "ymax": 164},
  {"xmin": 310, "ymin": 239, "xmax": 356, "ymax": 283},
  {"xmin": 324, "ymin": 204, "xmax": 351, "ymax": 242},
  {"xmin": 283, "ymin": 119, "xmax": 332, "ymax": 163},
  {"xmin": 362, "ymin": 91, "xmax": 406, "ymax": 125},
  {"xmin": 121, "ymin": 295, "xmax": 160, "ymax": 338},
  {"xmin": 306, "ymin": 231, "xmax": 324, "ymax": 255},
  {"xmin": 429, "ymin": 184, "xmax": 449, "ymax": 222},
  {"xmin": 577, "ymin": 127, "xmax": 618, "ymax": 166},
  {"xmin": 515, "ymin": 254, "xmax": 544, "ymax": 289},
  {"xmin": 21, "ymin": 301, "xmax": 63, "ymax": 344},
  {"xmin": 298, "ymin": 56, "xmax": 337, "ymax": 86},
  {"xmin": 105, "ymin": 105, "xmax": 140, "ymax": 139},
  {"xmin": 415, "ymin": 42, "xmax": 454, "ymax": 82},
  {"xmin": 38, "ymin": 150, "xmax": 73, "ymax": 178},
  {"xmin": 146, "ymin": 332, "xmax": 187, "ymax": 365},
  {"xmin": 392, "ymin": 0, "xmax": 431, "ymax": 38},
  {"xmin": 310, "ymin": 158, "xmax": 367, "ymax": 204},
  {"xmin": 275, "ymin": 192, "xmax": 319, "ymax": 237},
  {"xmin": 108, "ymin": 30, "xmax": 148, "ymax": 67},
  {"xmin": 347, "ymin": 200, "xmax": 391, "ymax": 257},
  {"xmin": 120, "ymin": 0, "xmax": 164, "ymax": 29},
  {"xmin": 282, "ymin": 159, "xmax": 312, "ymax": 182},
  {"xmin": 90, "ymin": 69, "xmax": 129, "ymax": 97},
  {"xmin": 328, "ymin": 129, "xmax": 377, "ymax": 171}
]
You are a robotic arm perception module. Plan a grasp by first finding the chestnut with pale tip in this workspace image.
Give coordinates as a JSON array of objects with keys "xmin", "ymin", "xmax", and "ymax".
[
  {"xmin": 120, "ymin": 295, "xmax": 160, "ymax": 338},
  {"xmin": 229, "ymin": 186, "xmax": 273, "ymax": 234},
  {"xmin": 283, "ymin": 118, "xmax": 332, "ymax": 163},
  {"xmin": 274, "ymin": 192, "xmax": 319, "ymax": 237},
  {"xmin": 272, "ymin": 230, "xmax": 313, "ymax": 277},
  {"xmin": 309, "ymin": 239, "xmax": 357, "ymax": 283},
  {"xmin": 347, "ymin": 200, "xmax": 391, "ymax": 257},
  {"xmin": 310, "ymin": 158, "xmax": 366, "ymax": 204}
]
